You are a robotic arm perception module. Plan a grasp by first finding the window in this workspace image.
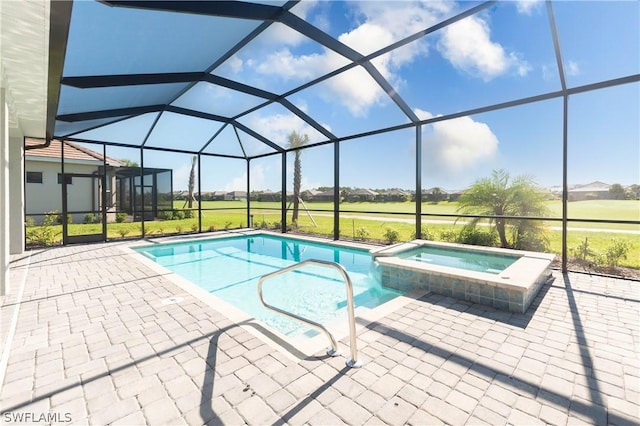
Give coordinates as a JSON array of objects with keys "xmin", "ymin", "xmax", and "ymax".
[
  {"xmin": 26, "ymin": 172, "xmax": 43, "ymax": 184},
  {"xmin": 57, "ymin": 174, "xmax": 72, "ymax": 185}
]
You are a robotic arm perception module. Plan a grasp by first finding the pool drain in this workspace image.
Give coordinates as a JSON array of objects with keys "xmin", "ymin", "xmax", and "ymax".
[{"xmin": 161, "ymin": 296, "xmax": 184, "ymax": 305}]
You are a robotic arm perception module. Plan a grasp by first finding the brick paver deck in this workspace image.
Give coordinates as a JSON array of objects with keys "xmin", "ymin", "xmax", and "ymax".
[{"xmin": 1, "ymin": 238, "xmax": 638, "ymax": 425}]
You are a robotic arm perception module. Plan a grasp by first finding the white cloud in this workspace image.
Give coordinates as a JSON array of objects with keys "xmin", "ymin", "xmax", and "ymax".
[
  {"xmin": 225, "ymin": 56, "xmax": 243, "ymax": 75},
  {"xmin": 319, "ymin": 66, "xmax": 387, "ymax": 117},
  {"xmin": 351, "ymin": 1, "xmax": 452, "ymax": 49},
  {"xmin": 291, "ymin": 0, "xmax": 319, "ymax": 21},
  {"xmin": 415, "ymin": 108, "xmax": 499, "ymax": 175},
  {"xmin": 244, "ymin": 112, "xmax": 329, "ymax": 146},
  {"xmin": 249, "ymin": 1, "xmax": 452, "ymax": 117},
  {"xmin": 437, "ymin": 15, "xmax": 531, "ymax": 81},
  {"xmin": 225, "ymin": 164, "xmax": 267, "ymax": 192},
  {"xmin": 542, "ymin": 63, "xmax": 556, "ymax": 81},
  {"xmin": 255, "ymin": 49, "xmax": 331, "ymax": 81},
  {"xmin": 565, "ymin": 60, "xmax": 580, "ymax": 76},
  {"xmin": 267, "ymin": 23, "xmax": 310, "ymax": 47},
  {"xmin": 542, "ymin": 60, "xmax": 579, "ymax": 81},
  {"xmin": 516, "ymin": 0, "xmax": 543, "ymax": 15}
]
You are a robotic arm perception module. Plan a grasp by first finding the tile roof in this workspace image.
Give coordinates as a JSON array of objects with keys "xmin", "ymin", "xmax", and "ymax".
[{"xmin": 25, "ymin": 138, "xmax": 123, "ymax": 166}]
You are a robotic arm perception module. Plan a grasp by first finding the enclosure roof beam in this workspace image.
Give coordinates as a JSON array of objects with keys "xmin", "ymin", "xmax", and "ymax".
[
  {"xmin": 61, "ymin": 72, "xmax": 205, "ymax": 88},
  {"xmin": 103, "ymin": 0, "xmax": 419, "ymax": 123},
  {"xmin": 232, "ymin": 121, "xmax": 284, "ymax": 153},
  {"xmin": 101, "ymin": 1, "xmax": 286, "ymax": 22},
  {"xmin": 46, "ymin": 0, "xmax": 74, "ymax": 140},
  {"xmin": 61, "ymin": 71, "xmax": 337, "ymax": 142},
  {"xmin": 56, "ymin": 105, "xmax": 165, "ymax": 122}
]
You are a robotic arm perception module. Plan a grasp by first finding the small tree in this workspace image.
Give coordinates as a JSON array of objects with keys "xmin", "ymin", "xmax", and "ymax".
[
  {"xmin": 626, "ymin": 184, "xmax": 640, "ymax": 200},
  {"xmin": 288, "ymin": 131, "xmax": 309, "ymax": 225},
  {"xmin": 186, "ymin": 156, "xmax": 197, "ymax": 208},
  {"xmin": 457, "ymin": 169, "xmax": 549, "ymax": 250},
  {"xmin": 120, "ymin": 159, "xmax": 139, "ymax": 167},
  {"xmin": 608, "ymin": 183, "xmax": 626, "ymax": 200},
  {"xmin": 430, "ymin": 187, "xmax": 445, "ymax": 203}
]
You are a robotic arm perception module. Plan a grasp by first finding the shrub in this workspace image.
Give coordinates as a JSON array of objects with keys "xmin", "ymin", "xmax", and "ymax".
[
  {"xmin": 117, "ymin": 228, "xmax": 130, "ymax": 238},
  {"xmin": 191, "ymin": 223, "xmax": 199, "ymax": 232},
  {"xmin": 439, "ymin": 230, "xmax": 457, "ymax": 242},
  {"xmin": 439, "ymin": 228, "xmax": 496, "ymax": 247},
  {"xmin": 115, "ymin": 212, "xmax": 127, "ymax": 223},
  {"xmin": 45, "ymin": 210, "xmax": 60, "ymax": 224},
  {"xmin": 208, "ymin": 224, "xmax": 216, "ymax": 232},
  {"xmin": 83, "ymin": 213, "xmax": 100, "ymax": 224},
  {"xmin": 56, "ymin": 213, "xmax": 72, "ymax": 225},
  {"xmin": 456, "ymin": 228, "xmax": 497, "ymax": 247},
  {"xmin": 571, "ymin": 237, "xmax": 596, "ymax": 262},
  {"xmin": 182, "ymin": 209, "xmax": 195, "ymax": 219},
  {"xmin": 355, "ymin": 227, "xmax": 369, "ymax": 241},
  {"xmin": 26, "ymin": 210, "xmax": 60, "ymax": 246},
  {"xmin": 259, "ymin": 220, "xmax": 269, "ymax": 229},
  {"xmin": 25, "ymin": 216, "xmax": 35, "ymax": 227},
  {"xmin": 173, "ymin": 210, "xmax": 185, "ymax": 220},
  {"xmin": 598, "ymin": 239, "xmax": 631, "ymax": 268},
  {"xmin": 176, "ymin": 224, "xmax": 183, "ymax": 233},
  {"xmin": 160, "ymin": 210, "xmax": 174, "ymax": 220},
  {"xmin": 411, "ymin": 227, "xmax": 433, "ymax": 240},
  {"xmin": 383, "ymin": 228, "xmax": 399, "ymax": 244}
]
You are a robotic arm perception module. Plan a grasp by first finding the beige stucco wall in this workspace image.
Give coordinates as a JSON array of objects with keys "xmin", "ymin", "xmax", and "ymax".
[
  {"xmin": 9, "ymin": 135, "xmax": 24, "ymax": 254},
  {"xmin": 25, "ymin": 157, "xmax": 100, "ymax": 223}
]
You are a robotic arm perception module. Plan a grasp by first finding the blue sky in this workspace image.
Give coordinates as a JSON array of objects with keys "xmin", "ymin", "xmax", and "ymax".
[{"xmin": 64, "ymin": 0, "xmax": 639, "ymax": 193}]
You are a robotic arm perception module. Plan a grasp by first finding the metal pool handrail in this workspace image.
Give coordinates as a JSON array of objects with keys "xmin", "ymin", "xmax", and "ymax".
[{"xmin": 257, "ymin": 259, "xmax": 362, "ymax": 368}]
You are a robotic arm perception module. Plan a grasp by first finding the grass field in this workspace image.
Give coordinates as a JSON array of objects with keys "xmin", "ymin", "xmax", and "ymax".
[
  {"xmin": 26, "ymin": 199, "xmax": 640, "ymax": 269},
  {"xmin": 178, "ymin": 199, "xmax": 640, "ymax": 221}
]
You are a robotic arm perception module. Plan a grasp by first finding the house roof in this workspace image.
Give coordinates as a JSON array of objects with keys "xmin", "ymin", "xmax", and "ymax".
[
  {"xmin": 350, "ymin": 188, "xmax": 378, "ymax": 196},
  {"xmin": 380, "ymin": 188, "xmax": 409, "ymax": 195},
  {"xmin": 25, "ymin": 138, "xmax": 123, "ymax": 166},
  {"xmin": 570, "ymin": 181, "xmax": 611, "ymax": 192}
]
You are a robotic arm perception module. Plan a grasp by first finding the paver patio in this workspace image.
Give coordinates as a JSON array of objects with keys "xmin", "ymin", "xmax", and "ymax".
[{"xmin": 1, "ymin": 237, "xmax": 638, "ymax": 425}]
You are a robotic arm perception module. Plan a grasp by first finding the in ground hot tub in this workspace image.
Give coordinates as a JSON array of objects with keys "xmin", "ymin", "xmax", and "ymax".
[{"xmin": 372, "ymin": 240, "xmax": 555, "ymax": 314}]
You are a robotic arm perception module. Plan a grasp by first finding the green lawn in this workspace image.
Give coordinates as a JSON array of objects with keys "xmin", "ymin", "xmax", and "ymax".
[
  {"xmin": 181, "ymin": 199, "xmax": 640, "ymax": 221},
  {"xmin": 26, "ymin": 199, "xmax": 639, "ymax": 270}
]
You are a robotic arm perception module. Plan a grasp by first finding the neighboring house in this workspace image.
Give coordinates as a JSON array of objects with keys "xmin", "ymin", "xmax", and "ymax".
[
  {"xmin": 378, "ymin": 188, "xmax": 410, "ymax": 202},
  {"xmin": 568, "ymin": 181, "xmax": 611, "ymax": 201},
  {"xmin": 210, "ymin": 191, "xmax": 227, "ymax": 201},
  {"xmin": 345, "ymin": 188, "xmax": 378, "ymax": 202},
  {"xmin": 280, "ymin": 191, "xmax": 295, "ymax": 201},
  {"xmin": 196, "ymin": 191, "xmax": 212, "ymax": 201},
  {"xmin": 25, "ymin": 138, "xmax": 173, "ymax": 223},
  {"xmin": 423, "ymin": 187, "xmax": 449, "ymax": 202},
  {"xmin": 312, "ymin": 189, "xmax": 336, "ymax": 202},
  {"xmin": 225, "ymin": 191, "xmax": 247, "ymax": 201},
  {"xmin": 301, "ymin": 189, "xmax": 321, "ymax": 201},
  {"xmin": 25, "ymin": 138, "xmax": 123, "ymax": 223},
  {"xmin": 251, "ymin": 190, "xmax": 279, "ymax": 202}
]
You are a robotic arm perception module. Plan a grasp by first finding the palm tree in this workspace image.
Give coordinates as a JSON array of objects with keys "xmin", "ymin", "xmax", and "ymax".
[
  {"xmin": 187, "ymin": 156, "xmax": 197, "ymax": 209},
  {"xmin": 288, "ymin": 131, "xmax": 309, "ymax": 225},
  {"xmin": 431, "ymin": 187, "xmax": 444, "ymax": 203},
  {"xmin": 457, "ymin": 169, "xmax": 549, "ymax": 249}
]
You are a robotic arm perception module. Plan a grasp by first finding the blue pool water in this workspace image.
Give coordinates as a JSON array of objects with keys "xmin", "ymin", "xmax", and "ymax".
[
  {"xmin": 398, "ymin": 245, "xmax": 519, "ymax": 274},
  {"xmin": 135, "ymin": 235, "xmax": 402, "ymax": 338}
]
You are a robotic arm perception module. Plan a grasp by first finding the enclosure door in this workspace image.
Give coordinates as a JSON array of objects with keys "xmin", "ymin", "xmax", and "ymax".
[{"xmin": 62, "ymin": 173, "xmax": 106, "ymax": 244}]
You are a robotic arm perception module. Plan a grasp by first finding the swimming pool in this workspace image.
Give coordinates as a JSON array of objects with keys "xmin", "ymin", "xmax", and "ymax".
[
  {"xmin": 372, "ymin": 240, "xmax": 554, "ymax": 313},
  {"xmin": 397, "ymin": 245, "xmax": 519, "ymax": 274},
  {"xmin": 134, "ymin": 234, "xmax": 402, "ymax": 339}
]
